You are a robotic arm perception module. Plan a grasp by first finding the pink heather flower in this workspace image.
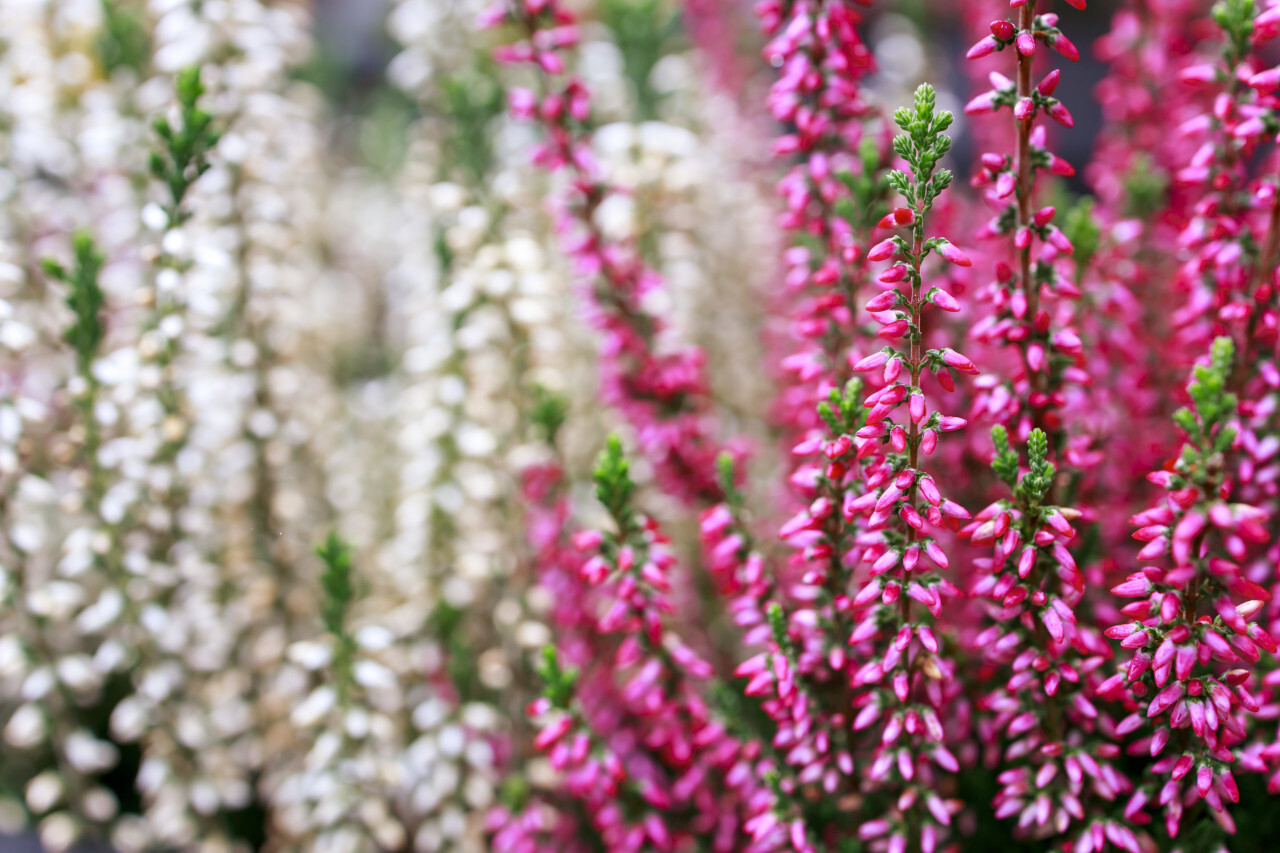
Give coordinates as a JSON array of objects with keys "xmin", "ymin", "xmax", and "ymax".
[
  {"xmin": 968, "ymin": 35, "xmax": 1001, "ymax": 60},
  {"xmin": 827, "ymin": 82, "xmax": 972, "ymax": 851},
  {"xmin": 869, "ymin": 238, "xmax": 899, "ymax": 261},
  {"xmin": 936, "ymin": 241, "xmax": 972, "ymax": 267},
  {"xmin": 495, "ymin": 0, "xmax": 732, "ymax": 506}
]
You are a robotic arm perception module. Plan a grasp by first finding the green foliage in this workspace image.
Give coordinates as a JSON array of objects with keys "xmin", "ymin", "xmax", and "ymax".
[
  {"xmin": 1173, "ymin": 337, "xmax": 1238, "ymax": 459},
  {"xmin": 316, "ymin": 531, "xmax": 354, "ymax": 639},
  {"xmin": 989, "ymin": 425, "xmax": 1020, "ymax": 487},
  {"xmin": 602, "ymin": 0, "xmax": 680, "ymax": 121},
  {"xmin": 316, "ymin": 531, "xmax": 357, "ymax": 700},
  {"xmin": 1122, "ymin": 153, "xmax": 1169, "ymax": 221},
  {"xmin": 359, "ymin": 88, "xmax": 419, "ymax": 180},
  {"xmin": 888, "ymin": 84, "xmax": 954, "ymax": 209},
  {"xmin": 1213, "ymin": 0, "xmax": 1257, "ymax": 63},
  {"xmin": 766, "ymin": 602, "xmax": 797, "ymax": 660},
  {"xmin": 94, "ymin": 0, "xmax": 150, "ymax": 75},
  {"xmin": 990, "ymin": 427, "xmax": 1054, "ymax": 507},
  {"xmin": 44, "ymin": 232, "xmax": 107, "ymax": 374},
  {"xmin": 529, "ymin": 385, "xmax": 569, "ymax": 444},
  {"xmin": 1020, "ymin": 429, "xmax": 1054, "ymax": 504},
  {"xmin": 593, "ymin": 434, "xmax": 636, "ymax": 526},
  {"xmin": 440, "ymin": 69, "xmax": 505, "ymax": 183},
  {"xmin": 535, "ymin": 646, "xmax": 579, "ymax": 708},
  {"xmin": 150, "ymin": 66, "xmax": 220, "ymax": 222},
  {"xmin": 716, "ymin": 452, "xmax": 738, "ymax": 503},
  {"xmin": 1061, "ymin": 197, "xmax": 1100, "ymax": 279},
  {"xmin": 835, "ymin": 138, "xmax": 892, "ymax": 232},
  {"xmin": 816, "ymin": 377, "xmax": 866, "ymax": 437}
]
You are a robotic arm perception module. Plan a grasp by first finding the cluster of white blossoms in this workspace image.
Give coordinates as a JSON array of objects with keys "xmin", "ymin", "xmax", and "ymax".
[{"xmin": 0, "ymin": 0, "xmax": 777, "ymax": 851}]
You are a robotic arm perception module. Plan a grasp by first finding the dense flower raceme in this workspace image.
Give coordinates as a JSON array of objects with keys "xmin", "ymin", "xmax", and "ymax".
[
  {"xmin": 754, "ymin": 0, "xmax": 886, "ymax": 443},
  {"xmin": 1171, "ymin": 0, "xmax": 1280, "ymax": 370},
  {"xmin": 522, "ymin": 437, "xmax": 764, "ymax": 853},
  {"xmin": 485, "ymin": 0, "xmax": 737, "ymax": 506},
  {"xmin": 1090, "ymin": 0, "xmax": 1211, "ymax": 220},
  {"xmin": 488, "ymin": 454, "xmax": 599, "ymax": 853},
  {"xmin": 1163, "ymin": 2, "xmax": 1280, "ymax": 802},
  {"xmin": 964, "ymin": 0, "xmax": 1088, "ymax": 449},
  {"xmin": 959, "ymin": 5, "xmax": 1139, "ymax": 847},
  {"xmin": 962, "ymin": 426, "xmax": 1132, "ymax": 850},
  {"xmin": 730, "ymin": 85, "xmax": 977, "ymax": 853},
  {"xmin": 1099, "ymin": 338, "xmax": 1276, "ymax": 842}
]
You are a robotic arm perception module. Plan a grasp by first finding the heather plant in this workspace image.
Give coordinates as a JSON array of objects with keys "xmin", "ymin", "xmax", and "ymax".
[{"xmin": 8, "ymin": 1, "xmax": 1280, "ymax": 853}]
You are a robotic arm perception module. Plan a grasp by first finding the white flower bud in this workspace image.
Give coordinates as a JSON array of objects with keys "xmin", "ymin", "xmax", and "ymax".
[
  {"xmin": 110, "ymin": 696, "xmax": 148, "ymax": 743},
  {"xmin": 5, "ymin": 703, "xmax": 46, "ymax": 748},
  {"xmin": 353, "ymin": 659, "xmax": 396, "ymax": 691},
  {"xmin": 38, "ymin": 811, "xmax": 79, "ymax": 853},
  {"xmin": 81, "ymin": 787, "xmax": 119, "ymax": 823},
  {"xmin": 288, "ymin": 640, "xmax": 332, "ymax": 670},
  {"xmin": 355, "ymin": 624, "xmax": 394, "ymax": 651},
  {"xmin": 64, "ymin": 730, "xmax": 118, "ymax": 773},
  {"xmin": 25, "ymin": 770, "xmax": 64, "ymax": 814},
  {"xmin": 290, "ymin": 686, "xmax": 336, "ymax": 728},
  {"xmin": 55, "ymin": 655, "xmax": 97, "ymax": 692}
]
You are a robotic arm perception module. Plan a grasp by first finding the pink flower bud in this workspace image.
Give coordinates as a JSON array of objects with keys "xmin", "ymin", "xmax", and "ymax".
[
  {"xmin": 509, "ymin": 87, "xmax": 539, "ymax": 118},
  {"xmin": 967, "ymin": 35, "xmax": 1000, "ymax": 60},
  {"xmin": 930, "ymin": 289, "xmax": 961, "ymax": 311},
  {"xmin": 1015, "ymin": 31, "xmax": 1036, "ymax": 56},
  {"xmin": 941, "ymin": 349, "xmax": 978, "ymax": 373},
  {"xmin": 1037, "ymin": 69, "xmax": 1061, "ymax": 96},
  {"xmin": 1250, "ymin": 67, "xmax": 1280, "ymax": 92},
  {"xmin": 1046, "ymin": 101, "xmax": 1074, "ymax": 128},
  {"xmin": 878, "ymin": 207, "xmax": 916, "ymax": 228},
  {"xmin": 1050, "ymin": 33, "xmax": 1079, "ymax": 61},
  {"xmin": 852, "ymin": 351, "xmax": 889, "ymax": 372},
  {"xmin": 921, "ymin": 429, "xmax": 938, "ymax": 455},
  {"xmin": 868, "ymin": 238, "xmax": 899, "ymax": 261},
  {"xmin": 879, "ymin": 264, "xmax": 909, "ymax": 284},
  {"xmin": 995, "ymin": 171, "xmax": 1016, "ymax": 198}
]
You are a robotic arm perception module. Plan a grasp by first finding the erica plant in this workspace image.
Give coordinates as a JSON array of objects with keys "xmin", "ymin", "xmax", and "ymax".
[
  {"xmin": 488, "ymin": 0, "xmax": 736, "ymax": 506},
  {"xmin": 9, "ymin": 2, "xmax": 1280, "ymax": 853},
  {"xmin": 741, "ymin": 83, "xmax": 976, "ymax": 853},
  {"xmin": 1102, "ymin": 338, "xmax": 1275, "ymax": 845}
]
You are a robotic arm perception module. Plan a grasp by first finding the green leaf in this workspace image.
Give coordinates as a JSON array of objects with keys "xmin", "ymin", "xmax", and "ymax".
[
  {"xmin": 535, "ymin": 645, "xmax": 579, "ymax": 708},
  {"xmin": 94, "ymin": 0, "xmax": 151, "ymax": 75},
  {"xmin": 152, "ymin": 65, "xmax": 221, "ymax": 222},
  {"xmin": 989, "ymin": 425, "xmax": 1020, "ymax": 487},
  {"xmin": 316, "ymin": 530, "xmax": 354, "ymax": 639},
  {"xmin": 716, "ymin": 452, "xmax": 739, "ymax": 503},
  {"xmin": 52, "ymin": 232, "xmax": 107, "ymax": 374},
  {"xmin": 593, "ymin": 433, "xmax": 636, "ymax": 524},
  {"xmin": 530, "ymin": 384, "xmax": 569, "ymax": 444}
]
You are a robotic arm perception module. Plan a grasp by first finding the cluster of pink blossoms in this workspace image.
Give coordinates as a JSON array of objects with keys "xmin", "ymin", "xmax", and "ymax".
[
  {"xmin": 480, "ymin": 0, "xmax": 1280, "ymax": 851},
  {"xmin": 756, "ymin": 0, "xmax": 881, "ymax": 443},
  {"xmin": 737, "ymin": 84, "xmax": 979, "ymax": 853},
  {"xmin": 486, "ymin": 0, "xmax": 739, "ymax": 505},
  {"xmin": 959, "ymin": 4, "xmax": 1137, "ymax": 850},
  {"xmin": 1101, "ymin": 338, "xmax": 1275, "ymax": 839},
  {"xmin": 521, "ymin": 437, "xmax": 764, "ymax": 852}
]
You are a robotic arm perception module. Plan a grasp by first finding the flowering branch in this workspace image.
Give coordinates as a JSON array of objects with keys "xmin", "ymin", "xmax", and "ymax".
[
  {"xmin": 966, "ymin": 0, "xmax": 1088, "ymax": 448},
  {"xmin": 963, "ymin": 425, "xmax": 1130, "ymax": 849},
  {"xmin": 840, "ymin": 83, "xmax": 975, "ymax": 853},
  {"xmin": 527, "ymin": 435, "xmax": 760, "ymax": 851},
  {"xmin": 756, "ymin": 0, "xmax": 885, "ymax": 440},
  {"xmin": 486, "ymin": 0, "xmax": 733, "ymax": 505},
  {"xmin": 1101, "ymin": 337, "xmax": 1275, "ymax": 842}
]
